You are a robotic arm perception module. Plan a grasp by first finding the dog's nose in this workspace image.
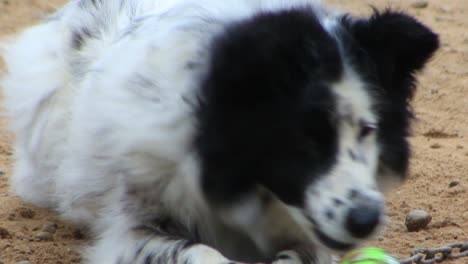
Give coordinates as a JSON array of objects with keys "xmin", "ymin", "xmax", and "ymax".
[{"xmin": 345, "ymin": 197, "xmax": 382, "ymax": 238}]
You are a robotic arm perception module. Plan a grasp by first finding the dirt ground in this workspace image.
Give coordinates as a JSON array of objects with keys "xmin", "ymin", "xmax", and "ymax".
[{"xmin": 0, "ymin": 0, "xmax": 466, "ymax": 263}]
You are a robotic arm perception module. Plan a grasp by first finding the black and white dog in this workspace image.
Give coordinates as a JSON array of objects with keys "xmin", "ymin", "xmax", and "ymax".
[{"xmin": 2, "ymin": 0, "xmax": 438, "ymax": 263}]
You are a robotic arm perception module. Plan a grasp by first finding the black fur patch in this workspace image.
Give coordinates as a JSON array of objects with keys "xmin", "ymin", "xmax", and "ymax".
[
  {"xmin": 79, "ymin": 0, "xmax": 100, "ymax": 9},
  {"xmin": 195, "ymin": 9, "xmax": 341, "ymax": 207},
  {"xmin": 325, "ymin": 209, "xmax": 334, "ymax": 220},
  {"xmin": 333, "ymin": 198, "xmax": 344, "ymax": 206},
  {"xmin": 129, "ymin": 239, "xmax": 194, "ymax": 264},
  {"xmin": 340, "ymin": 10, "xmax": 439, "ymax": 179},
  {"xmin": 348, "ymin": 148, "xmax": 358, "ymax": 161},
  {"xmin": 71, "ymin": 27, "xmax": 93, "ymax": 50},
  {"xmin": 275, "ymin": 254, "xmax": 292, "ymax": 260}
]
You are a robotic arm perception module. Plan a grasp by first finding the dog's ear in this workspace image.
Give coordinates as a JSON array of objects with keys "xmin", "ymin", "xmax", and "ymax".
[
  {"xmin": 344, "ymin": 10, "xmax": 439, "ymax": 185},
  {"xmin": 345, "ymin": 9, "xmax": 439, "ymax": 100}
]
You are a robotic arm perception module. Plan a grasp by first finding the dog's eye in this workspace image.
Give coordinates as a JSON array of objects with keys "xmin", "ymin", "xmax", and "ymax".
[{"xmin": 359, "ymin": 122, "xmax": 377, "ymax": 140}]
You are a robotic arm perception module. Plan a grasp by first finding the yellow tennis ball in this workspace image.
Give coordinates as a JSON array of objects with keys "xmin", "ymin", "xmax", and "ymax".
[{"xmin": 340, "ymin": 248, "xmax": 399, "ymax": 264}]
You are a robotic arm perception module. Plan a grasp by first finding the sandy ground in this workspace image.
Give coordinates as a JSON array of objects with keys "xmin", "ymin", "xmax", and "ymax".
[{"xmin": 0, "ymin": 0, "xmax": 467, "ymax": 263}]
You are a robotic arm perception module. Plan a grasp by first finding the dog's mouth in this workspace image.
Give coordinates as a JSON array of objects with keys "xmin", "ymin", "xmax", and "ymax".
[
  {"xmin": 312, "ymin": 228, "xmax": 355, "ymax": 251},
  {"xmin": 304, "ymin": 213, "xmax": 355, "ymax": 251}
]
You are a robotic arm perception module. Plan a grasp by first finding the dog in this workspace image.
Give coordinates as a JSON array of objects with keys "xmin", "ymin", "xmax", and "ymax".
[{"xmin": 2, "ymin": 0, "xmax": 438, "ymax": 263}]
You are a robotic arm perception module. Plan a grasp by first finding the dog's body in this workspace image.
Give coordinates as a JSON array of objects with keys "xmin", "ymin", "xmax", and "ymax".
[{"xmin": 2, "ymin": 0, "xmax": 438, "ymax": 263}]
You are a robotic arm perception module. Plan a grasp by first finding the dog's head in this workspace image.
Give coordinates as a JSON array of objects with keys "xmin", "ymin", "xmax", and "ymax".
[{"xmin": 194, "ymin": 8, "xmax": 438, "ymax": 252}]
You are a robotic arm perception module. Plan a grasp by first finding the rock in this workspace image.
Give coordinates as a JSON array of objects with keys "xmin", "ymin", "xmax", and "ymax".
[
  {"xmin": 430, "ymin": 143, "xmax": 442, "ymax": 149},
  {"xmin": 41, "ymin": 223, "xmax": 58, "ymax": 234},
  {"xmin": 405, "ymin": 210, "xmax": 432, "ymax": 232},
  {"xmin": 34, "ymin": 231, "xmax": 54, "ymax": 241},
  {"xmin": 18, "ymin": 208, "xmax": 35, "ymax": 219},
  {"xmin": 449, "ymin": 180, "xmax": 460, "ymax": 187},
  {"xmin": 0, "ymin": 227, "xmax": 10, "ymax": 238},
  {"xmin": 17, "ymin": 262, "xmax": 31, "ymax": 264},
  {"xmin": 411, "ymin": 1, "xmax": 429, "ymax": 9}
]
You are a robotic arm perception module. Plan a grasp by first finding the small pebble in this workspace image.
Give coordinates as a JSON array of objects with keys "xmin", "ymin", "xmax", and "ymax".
[
  {"xmin": 430, "ymin": 143, "xmax": 442, "ymax": 149},
  {"xmin": 42, "ymin": 223, "xmax": 58, "ymax": 234},
  {"xmin": 411, "ymin": 1, "xmax": 429, "ymax": 9},
  {"xmin": 34, "ymin": 231, "xmax": 54, "ymax": 241},
  {"xmin": 17, "ymin": 262, "xmax": 31, "ymax": 264},
  {"xmin": 0, "ymin": 227, "xmax": 10, "ymax": 238},
  {"xmin": 405, "ymin": 210, "xmax": 432, "ymax": 232},
  {"xmin": 449, "ymin": 180, "xmax": 460, "ymax": 187},
  {"xmin": 0, "ymin": 170, "xmax": 5, "ymax": 175}
]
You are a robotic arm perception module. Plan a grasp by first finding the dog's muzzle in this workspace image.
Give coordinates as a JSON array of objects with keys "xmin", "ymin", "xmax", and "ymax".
[{"xmin": 307, "ymin": 190, "xmax": 385, "ymax": 252}]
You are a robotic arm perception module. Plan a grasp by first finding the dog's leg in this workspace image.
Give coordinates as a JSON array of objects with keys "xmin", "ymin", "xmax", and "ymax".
[
  {"xmin": 86, "ymin": 228, "xmax": 238, "ymax": 264},
  {"xmin": 218, "ymin": 191, "xmax": 332, "ymax": 264},
  {"xmin": 81, "ymin": 207, "xmax": 243, "ymax": 264},
  {"xmin": 85, "ymin": 220, "xmax": 331, "ymax": 264}
]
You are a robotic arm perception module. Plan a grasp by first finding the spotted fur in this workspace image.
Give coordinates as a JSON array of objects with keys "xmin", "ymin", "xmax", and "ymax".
[{"xmin": 2, "ymin": 0, "xmax": 438, "ymax": 263}]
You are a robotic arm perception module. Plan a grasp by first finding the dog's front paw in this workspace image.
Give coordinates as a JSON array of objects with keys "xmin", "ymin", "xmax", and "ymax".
[{"xmin": 184, "ymin": 244, "xmax": 249, "ymax": 264}]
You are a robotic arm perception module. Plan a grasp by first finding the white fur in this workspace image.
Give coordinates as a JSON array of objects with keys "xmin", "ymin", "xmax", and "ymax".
[
  {"xmin": 305, "ymin": 67, "xmax": 383, "ymax": 245},
  {"xmin": 2, "ymin": 1, "xmax": 384, "ymax": 263}
]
